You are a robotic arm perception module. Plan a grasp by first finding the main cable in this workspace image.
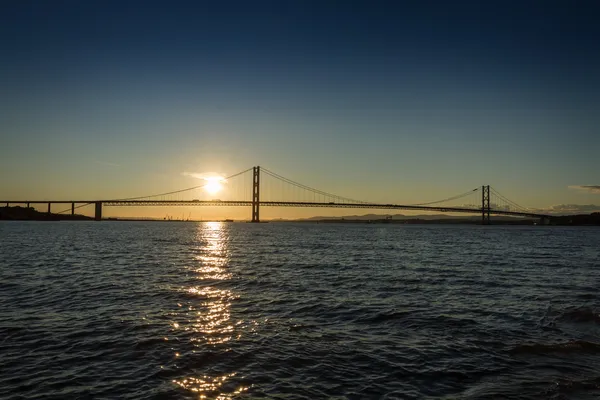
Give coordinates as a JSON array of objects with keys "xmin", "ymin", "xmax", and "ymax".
[
  {"xmin": 261, "ymin": 167, "xmax": 370, "ymax": 204},
  {"xmin": 408, "ymin": 187, "xmax": 480, "ymax": 206},
  {"xmin": 490, "ymin": 187, "xmax": 529, "ymax": 211},
  {"xmin": 106, "ymin": 167, "xmax": 254, "ymax": 201}
]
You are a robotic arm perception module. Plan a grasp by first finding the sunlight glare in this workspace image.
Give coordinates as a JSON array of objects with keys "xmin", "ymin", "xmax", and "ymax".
[{"xmin": 203, "ymin": 177, "xmax": 225, "ymax": 195}]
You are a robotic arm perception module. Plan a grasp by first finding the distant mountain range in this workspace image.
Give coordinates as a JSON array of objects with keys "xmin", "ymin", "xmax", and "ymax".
[
  {"xmin": 296, "ymin": 213, "xmax": 483, "ymax": 221},
  {"xmin": 281, "ymin": 212, "xmax": 600, "ymax": 225}
]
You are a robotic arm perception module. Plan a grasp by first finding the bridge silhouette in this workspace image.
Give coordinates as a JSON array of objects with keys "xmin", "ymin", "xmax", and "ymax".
[{"xmin": 2, "ymin": 166, "xmax": 551, "ymax": 224}]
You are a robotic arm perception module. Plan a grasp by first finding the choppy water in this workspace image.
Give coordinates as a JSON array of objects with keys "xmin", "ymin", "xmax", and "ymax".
[{"xmin": 1, "ymin": 222, "xmax": 599, "ymax": 399}]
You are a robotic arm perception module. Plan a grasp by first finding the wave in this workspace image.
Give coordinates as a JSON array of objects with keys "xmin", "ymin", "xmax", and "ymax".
[
  {"xmin": 554, "ymin": 376, "xmax": 600, "ymax": 393},
  {"xmin": 361, "ymin": 310, "xmax": 414, "ymax": 324},
  {"xmin": 510, "ymin": 340, "xmax": 600, "ymax": 355},
  {"xmin": 558, "ymin": 307, "xmax": 600, "ymax": 324}
]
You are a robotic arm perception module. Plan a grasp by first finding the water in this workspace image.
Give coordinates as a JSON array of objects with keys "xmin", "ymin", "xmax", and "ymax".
[{"xmin": 1, "ymin": 222, "xmax": 599, "ymax": 399}]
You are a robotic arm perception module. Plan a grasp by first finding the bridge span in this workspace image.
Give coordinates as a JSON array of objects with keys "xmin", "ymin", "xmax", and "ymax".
[
  {"xmin": 1, "ymin": 166, "xmax": 552, "ymax": 224},
  {"xmin": 102, "ymin": 200, "xmax": 549, "ymax": 220}
]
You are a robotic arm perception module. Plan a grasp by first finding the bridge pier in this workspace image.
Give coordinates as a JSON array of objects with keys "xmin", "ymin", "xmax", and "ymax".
[
  {"xmin": 27, "ymin": 202, "xmax": 30, "ymax": 208},
  {"xmin": 481, "ymin": 185, "xmax": 491, "ymax": 225},
  {"xmin": 47, "ymin": 202, "xmax": 51, "ymax": 214},
  {"xmin": 251, "ymin": 166, "xmax": 260, "ymax": 222},
  {"xmin": 94, "ymin": 202, "xmax": 102, "ymax": 221},
  {"xmin": 71, "ymin": 202, "xmax": 75, "ymax": 215}
]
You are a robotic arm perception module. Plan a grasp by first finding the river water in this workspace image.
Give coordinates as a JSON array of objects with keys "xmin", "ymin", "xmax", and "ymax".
[{"xmin": 1, "ymin": 222, "xmax": 599, "ymax": 399}]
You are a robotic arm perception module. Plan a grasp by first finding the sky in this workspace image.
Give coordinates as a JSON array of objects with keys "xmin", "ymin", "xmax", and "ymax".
[{"xmin": 1, "ymin": 0, "xmax": 599, "ymax": 219}]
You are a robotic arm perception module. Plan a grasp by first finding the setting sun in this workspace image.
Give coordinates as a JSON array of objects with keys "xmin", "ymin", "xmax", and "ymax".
[{"xmin": 204, "ymin": 177, "xmax": 224, "ymax": 195}]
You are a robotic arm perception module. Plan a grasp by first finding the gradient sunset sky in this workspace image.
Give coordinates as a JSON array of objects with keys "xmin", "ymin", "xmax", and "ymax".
[{"xmin": 1, "ymin": 1, "xmax": 598, "ymax": 219}]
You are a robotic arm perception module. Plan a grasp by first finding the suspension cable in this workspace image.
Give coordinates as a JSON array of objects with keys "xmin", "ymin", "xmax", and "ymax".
[
  {"xmin": 261, "ymin": 167, "xmax": 369, "ymax": 204},
  {"xmin": 489, "ymin": 187, "xmax": 529, "ymax": 211},
  {"xmin": 105, "ymin": 167, "xmax": 254, "ymax": 201},
  {"xmin": 408, "ymin": 187, "xmax": 480, "ymax": 206},
  {"xmin": 55, "ymin": 202, "xmax": 93, "ymax": 214}
]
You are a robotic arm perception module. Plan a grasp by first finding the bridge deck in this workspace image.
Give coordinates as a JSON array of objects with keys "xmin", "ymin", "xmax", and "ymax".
[{"xmin": 1, "ymin": 200, "xmax": 549, "ymax": 218}]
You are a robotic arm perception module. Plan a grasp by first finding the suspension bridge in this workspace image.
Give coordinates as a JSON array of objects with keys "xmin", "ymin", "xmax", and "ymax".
[{"xmin": 1, "ymin": 166, "xmax": 552, "ymax": 224}]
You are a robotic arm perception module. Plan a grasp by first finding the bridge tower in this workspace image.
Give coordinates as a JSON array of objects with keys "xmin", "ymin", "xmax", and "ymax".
[
  {"xmin": 251, "ymin": 166, "xmax": 260, "ymax": 222},
  {"xmin": 481, "ymin": 185, "xmax": 490, "ymax": 225},
  {"xmin": 95, "ymin": 202, "xmax": 103, "ymax": 221}
]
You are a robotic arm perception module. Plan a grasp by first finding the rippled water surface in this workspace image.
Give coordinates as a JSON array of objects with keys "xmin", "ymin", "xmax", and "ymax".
[{"xmin": 1, "ymin": 222, "xmax": 599, "ymax": 399}]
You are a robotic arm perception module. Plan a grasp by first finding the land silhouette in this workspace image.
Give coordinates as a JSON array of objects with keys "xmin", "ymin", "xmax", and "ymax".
[
  {"xmin": 0, "ymin": 206, "xmax": 92, "ymax": 221},
  {"xmin": 287, "ymin": 213, "xmax": 600, "ymax": 225}
]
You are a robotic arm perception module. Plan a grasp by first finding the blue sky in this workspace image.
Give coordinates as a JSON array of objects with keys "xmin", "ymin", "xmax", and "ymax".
[{"xmin": 1, "ymin": 1, "xmax": 599, "ymax": 218}]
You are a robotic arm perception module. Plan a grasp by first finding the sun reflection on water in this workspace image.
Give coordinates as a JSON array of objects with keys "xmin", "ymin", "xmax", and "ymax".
[
  {"xmin": 192, "ymin": 222, "xmax": 232, "ymax": 280},
  {"xmin": 169, "ymin": 222, "xmax": 248, "ymax": 397},
  {"xmin": 173, "ymin": 373, "xmax": 249, "ymax": 399},
  {"xmin": 185, "ymin": 286, "xmax": 237, "ymax": 344}
]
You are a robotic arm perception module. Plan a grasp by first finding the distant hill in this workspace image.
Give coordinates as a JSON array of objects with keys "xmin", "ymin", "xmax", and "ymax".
[
  {"xmin": 0, "ymin": 206, "xmax": 93, "ymax": 221},
  {"xmin": 288, "ymin": 212, "xmax": 600, "ymax": 225},
  {"xmin": 299, "ymin": 213, "xmax": 484, "ymax": 221},
  {"xmin": 549, "ymin": 212, "xmax": 600, "ymax": 226}
]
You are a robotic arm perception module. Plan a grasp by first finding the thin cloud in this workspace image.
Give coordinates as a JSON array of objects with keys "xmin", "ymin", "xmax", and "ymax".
[
  {"xmin": 182, "ymin": 171, "xmax": 225, "ymax": 181},
  {"xmin": 546, "ymin": 204, "xmax": 600, "ymax": 213},
  {"xmin": 568, "ymin": 185, "xmax": 600, "ymax": 194}
]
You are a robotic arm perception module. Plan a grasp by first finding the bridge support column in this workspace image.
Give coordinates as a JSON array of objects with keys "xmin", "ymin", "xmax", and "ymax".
[
  {"xmin": 481, "ymin": 185, "xmax": 490, "ymax": 225},
  {"xmin": 251, "ymin": 166, "xmax": 260, "ymax": 222},
  {"xmin": 47, "ymin": 202, "xmax": 51, "ymax": 214},
  {"xmin": 27, "ymin": 202, "xmax": 30, "ymax": 208},
  {"xmin": 71, "ymin": 202, "xmax": 75, "ymax": 215},
  {"xmin": 94, "ymin": 202, "xmax": 102, "ymax": 221}
]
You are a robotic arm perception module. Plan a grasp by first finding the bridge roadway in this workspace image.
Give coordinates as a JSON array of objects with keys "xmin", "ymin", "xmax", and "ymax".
[
  {"xmin": 105, "ymin": 200, "xmax": 550, "ymax": 219},
  {"xmin": 1, "ymin": 199, "xmax": 549, "ymax": 219}
]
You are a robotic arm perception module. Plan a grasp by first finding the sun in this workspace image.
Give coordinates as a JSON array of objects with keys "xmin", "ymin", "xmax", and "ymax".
[
  {"xmin": 205, "ymin": 180, "xmax": 222, "ymax": 194},
  {"xmin": 204, "ymin": 177, "xmax": 224, "ymax": 195}
]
